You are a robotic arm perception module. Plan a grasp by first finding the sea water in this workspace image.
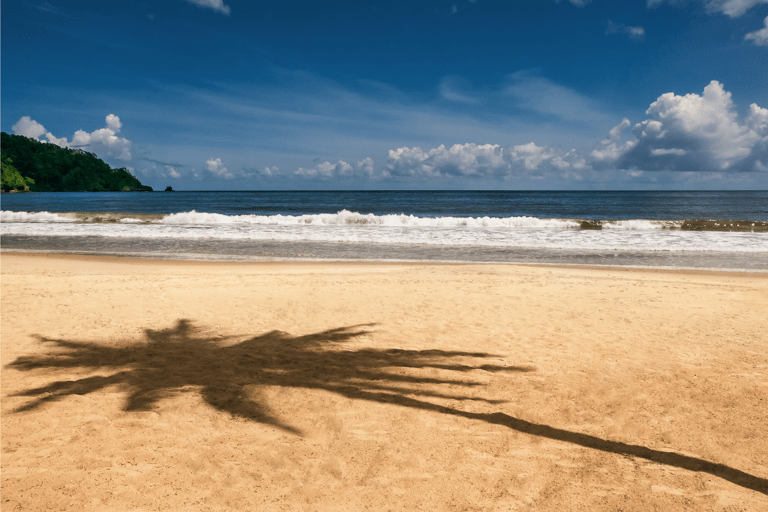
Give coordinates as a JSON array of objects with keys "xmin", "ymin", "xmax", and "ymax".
[{"xmin": 2, "ymin": 191, "xmax": 767, "ymax": 270}]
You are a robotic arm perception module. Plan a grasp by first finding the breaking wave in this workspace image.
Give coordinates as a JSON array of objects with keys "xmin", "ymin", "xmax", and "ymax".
[{"xmin": 2, "ymin": 209, "xmax": 767, "ymax": 253}]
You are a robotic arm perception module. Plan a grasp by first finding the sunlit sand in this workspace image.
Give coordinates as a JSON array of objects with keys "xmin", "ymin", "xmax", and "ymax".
[{"xmin": 2, "ymin": 253, "xmax": 766, "ymax": 510}]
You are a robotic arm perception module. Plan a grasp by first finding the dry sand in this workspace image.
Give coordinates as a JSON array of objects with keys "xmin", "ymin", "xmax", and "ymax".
[{"xmin": 1, "ymin": 253, "xmax": 767, "ymax": 511}]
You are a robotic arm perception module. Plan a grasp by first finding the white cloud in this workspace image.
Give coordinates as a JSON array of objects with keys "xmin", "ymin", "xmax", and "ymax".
[
  {"xmin": 357, "ymin": 157, "xmax": 375, "ymax": 177},
  {"xmin": 296, "ymin": 158, "xmax": 374, "ymax": 179},
  {"xmin": 612, "ymin": 81, "xmax": 767, "ymax": 172},
  {"xmin": 12, "ymin": 116, "xmax": 48, "ymax": 139},
  {"xmin": 206, "ymin": 157, "xmax": 224, "ymax": 172},
  {"xmin": 607, "ymin": 118, "xmax": 631, "ymax": 141},
  {"xmin": 745, "ymin": 15, "xmax": 768, "ymax": 46},
  {"xmin": 651, "ymin": 148, "xmax": 687, "ymax": 156},
  {"xmin": 385, "ymin": 144, "xmax": 502, "ymax": 178},
  {"xmin": 705, "ymin": 0, "xmax": 768, "ymax": 16},
  {"xmin": 185, "ymin": 0, "xmax": 231, "ymax": 15},
  {"xmin": 255, "ymin": 80, "xmax": 767, "ymax": 188},
  {"xmin": 206, "ymin": 157, "xmax": 233, "ymax": 179},
  {"xmin": 591, "ymin": 118, "xmax": 637, "ymax": 161},
  {"xmin": 384, "ymin": 142, "xmax": 585, "ymax": 180},
  {"xmin": 105, "ymin": 114, "xmax": 122, "ymax": 132},
  {"xmin": 606, "ymin": 20, "xmax": 645, "ymax": 40},
  {"xmin": 71, "ymin": 126, "xmax": 132, "ymax": 161},
  {"xmin": 12, "ymin": 114, "xmax": 132, "ymax": 161},
  {"xmin": 648, "ymin": 0, "xmax": 768, "ymax": 17},
  {"xmin": 381, "ymin": 81, "xmax": 768, "ymax": 181},
  {"xmin": 747, "ymin": 102, "xmax": 768, "ymax": 133},
  {"xmin": 45, "ymin": 132, "xmax": 70, "ymax": 146}
]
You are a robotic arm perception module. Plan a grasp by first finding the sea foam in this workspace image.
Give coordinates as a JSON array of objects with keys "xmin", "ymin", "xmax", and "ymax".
[
  {"xmin": 2, "ymin": 210, "xmax": 766, "ymax": 253},
  {"xmin": 0, "ymin": 211, "xmax": 75, "ymax": 223},
  {"xmin": 160, "ymin": 210, "xmax": 582, "ymax": 229}
]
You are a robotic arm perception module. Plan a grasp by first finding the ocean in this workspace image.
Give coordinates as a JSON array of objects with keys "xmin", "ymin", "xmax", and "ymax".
[{"xmin": 2, "ymin": 190, "xmax": 767, "ymax": 271}]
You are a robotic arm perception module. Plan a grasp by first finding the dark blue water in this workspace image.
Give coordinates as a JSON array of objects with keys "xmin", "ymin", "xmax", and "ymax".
[{"xmin": 2, "ymin": 190, "xmax": 767, "ymax": 221}]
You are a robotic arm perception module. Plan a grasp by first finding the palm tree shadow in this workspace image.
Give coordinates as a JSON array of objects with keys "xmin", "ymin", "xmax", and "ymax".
[
  {"xmin": 7, "ymin": 319, "xmax": 767, "ymax": 496},
  {"xmin": 8, "ymin": 319, "xmax": 521, "ymax": 434}
]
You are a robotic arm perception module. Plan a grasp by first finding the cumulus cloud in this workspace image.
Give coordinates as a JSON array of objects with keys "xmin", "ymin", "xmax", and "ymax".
[
  {"xmin": 606, "ymin": 20, "xmax": 645, "ymax": 40},
  {"xmin": 380, "ymin": 81, "xmax": 768, "ymax": 181},
  {"xmin": 745, "ymin": 15, "xmax": 768, "ymax": 46},
  {"xmin": 12, "ymin": 116, "xmax": 48, "ymax": 140},
  {"xmin": 12, "ymin": 114, "xmax": 132, "ymax": 160},
  {"xmin": 605, "ymin": 81, "xmax": 768, "ymax": 173},
  {"xmin": 71, "ymin": 125, "xmax": 132, "ymax": 161},
  {"xmin": 296, "ymin": 158, "xmax": 375, "ymax": 179},
  {"xmin": 651, "ymin": 148, "xmax": 687, "ymax": 156},
  {"xmin": 383, "ymin": 142, "xmax": 586, "ymax": 180},
  {"xmin": 385, "ymin": 144, "xmax": 505, "ymax": 178},
  {"xmin": 747, "ymin": 102, "xmax": 768, "ymax": 133},
  {"xmin": 105, "ymin": 114, "xmax": 122, "ymax": 132},
  {"xmin": 206, "ymin": 157, "xmax": 233, "ymax": 179}
]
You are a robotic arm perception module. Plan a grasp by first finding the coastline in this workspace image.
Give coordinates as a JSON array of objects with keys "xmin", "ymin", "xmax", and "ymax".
[
  {"xmin": 3, "ymin": 250, "xmax": 768, "ymax": 277},
  {"xmin": 3, "ymin": 252, "xmax": 767, "ymax": 510}
]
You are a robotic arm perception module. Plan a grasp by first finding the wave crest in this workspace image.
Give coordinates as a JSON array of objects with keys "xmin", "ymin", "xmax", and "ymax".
[
  {"xmin": 160, "ymin": 209, "xmax": 582, "ymax": 229},
  {"xmin": 0, "ymin": 211, "xmax": 74, "ymax": 223}
]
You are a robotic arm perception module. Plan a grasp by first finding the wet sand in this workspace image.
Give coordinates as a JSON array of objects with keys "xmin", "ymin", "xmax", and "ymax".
[{"xmin": 2, "ymin": 252, "xmax": 767, "ymax": 511}]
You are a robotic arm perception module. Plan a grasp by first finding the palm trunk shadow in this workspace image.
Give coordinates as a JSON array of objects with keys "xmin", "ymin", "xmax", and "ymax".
[
  {"xmin": 6, "ymin": 319, "xmax": 767, "ymax": 496},
  {"xmin": 348, "ymin": 391, "xmax": 768, "ymax": 496}
]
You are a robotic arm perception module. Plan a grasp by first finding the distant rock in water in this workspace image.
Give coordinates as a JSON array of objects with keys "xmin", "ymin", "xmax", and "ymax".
[
  {"xmin": 165, "ymin": 186, "xmax": 174, "ymax": 192},
  {"xmin": 579, "ymin": 220, "xmax": 602, "ymax": 230},
  {"xmin": 0, "ymin": 132, "xmax": 153, "ymax": 192}
]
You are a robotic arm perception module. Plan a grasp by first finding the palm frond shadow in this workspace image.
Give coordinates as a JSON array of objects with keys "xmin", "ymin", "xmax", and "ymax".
[
  {"xmin": 8, "ymin": 319, "xmax": 767, "ymax": 496},
  {"xmin": 8, "ymin": 319, "xmax": 522, "ymax": 434}
]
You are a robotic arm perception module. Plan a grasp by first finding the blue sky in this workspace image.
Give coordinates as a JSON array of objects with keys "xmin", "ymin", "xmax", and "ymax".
[{"xmin": 3, "ymin": 0, "xmax": 768, "ymax": 190}]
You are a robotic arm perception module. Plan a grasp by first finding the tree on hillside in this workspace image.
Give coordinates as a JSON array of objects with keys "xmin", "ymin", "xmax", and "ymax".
[
  {"xmin": 1, "ymin": 157, "xmax": 35, "ymax": 192},
  {"xmin": 0, "ymin": 132, "xmax": 152, "ymax": 192}
]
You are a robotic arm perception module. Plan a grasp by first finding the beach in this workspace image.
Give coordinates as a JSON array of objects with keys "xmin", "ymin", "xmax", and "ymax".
[{"xmin": 2, "ymin": 252, "xmax": 767, "ymax": 511}]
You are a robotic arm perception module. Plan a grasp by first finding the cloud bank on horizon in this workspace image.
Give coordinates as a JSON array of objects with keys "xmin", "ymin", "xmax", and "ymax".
[
  {"xmin": 13, "ymin": 81, "xmax": 768, "ymax": 185},
  {"xmin": 285, "ymin": 81, "xmax": 768, "ymax": 181}
]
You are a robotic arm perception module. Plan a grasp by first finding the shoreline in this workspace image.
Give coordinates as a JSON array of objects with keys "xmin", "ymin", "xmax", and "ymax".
[{"xmin": 3, "ymin": 250, "xmax": 768, "ymax": 278}]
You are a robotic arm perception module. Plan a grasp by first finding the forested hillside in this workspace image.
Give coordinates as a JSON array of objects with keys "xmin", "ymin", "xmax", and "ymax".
[{"xmin": 1, "ymin": 132, "xmax": 152, "ymax": 192}]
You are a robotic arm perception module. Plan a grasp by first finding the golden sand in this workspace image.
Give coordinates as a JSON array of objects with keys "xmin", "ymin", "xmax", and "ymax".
[{"xmin": 2, "ymin": 253, "xmax": 767, "ymax": 510}]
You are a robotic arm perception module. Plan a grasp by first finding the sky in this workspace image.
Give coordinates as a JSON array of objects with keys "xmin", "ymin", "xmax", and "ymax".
[{"xmin": 2, "ymin": 0, "xmax": 768, "ymax": 190}]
